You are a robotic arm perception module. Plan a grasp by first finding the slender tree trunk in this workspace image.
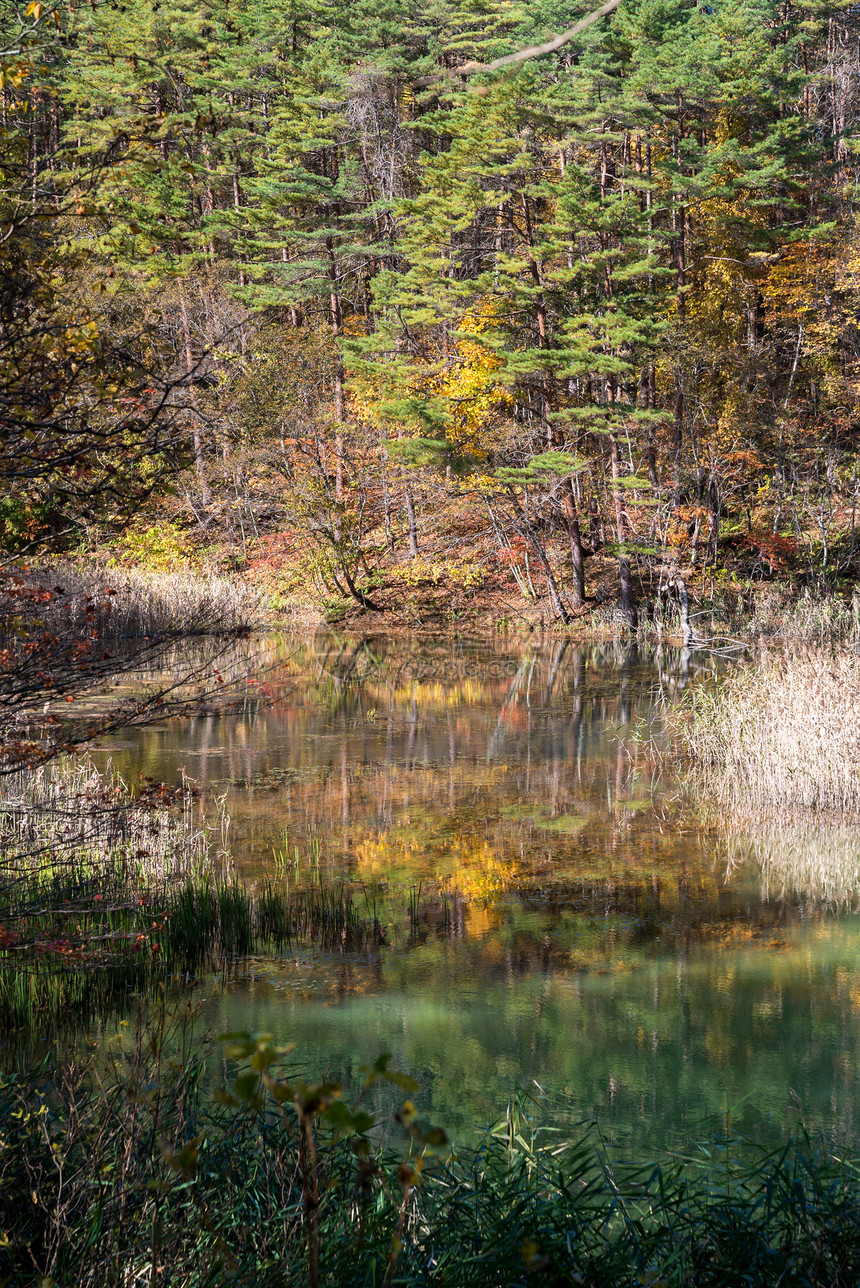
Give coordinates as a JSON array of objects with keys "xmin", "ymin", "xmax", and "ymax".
[
  {"xmin": 561, "ymin": 475, "xmax": 586, "ymax": 608},
  {"xmin": 672, "ymin": 117, "xmax": 687, "ymax": 501},
  {"xmin": 178, "ymin": 284, "xmax": 210, "ymax": 505},
  {"xmin": 325, "ymin": 234, "xmax": 345, "ymax": 506},
  {"xmin": 640, "ymin": 365, "xmax": 659, "ymax": 489},
  {"xmin": 381, "ymin": 444, "xmax": 395, "ymax": 552},
  {"xmin": 520, "ymin": 193, "xmax": 555, "ymax": 441},
  {"xmin": 610, "ymin": 433, "xmax": 637, "ymax": 629},
  {"xmin": 673, "ymin": 385, "xmax": 684, "ymax": 498},
  {"xmin": 669, "ymin": 572, "xmax": 696, "ymax": 646},
  {"xmin": 404, "ymin": 484, "xmax": 419, "ymax": 558},
  {"xmin": 509, "ymin": 492, "xmax": 570, "ymax": 624}
]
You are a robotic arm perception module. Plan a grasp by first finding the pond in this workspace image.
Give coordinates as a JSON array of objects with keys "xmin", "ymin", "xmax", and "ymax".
[{"xmin": 94, "ymin": 633, "xmax": 860, "ymax": 1153}]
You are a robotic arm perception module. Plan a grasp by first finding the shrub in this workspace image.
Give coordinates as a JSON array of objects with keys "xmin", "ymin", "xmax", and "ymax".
[{"xmin": 113, "ymin": 520, "xmax": 195, "ymax": 572}]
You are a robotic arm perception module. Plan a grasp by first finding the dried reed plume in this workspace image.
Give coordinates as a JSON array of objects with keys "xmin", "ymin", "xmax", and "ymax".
[{"xmin": 680, "ymin": 649, "xmax": 860, "ymax": 814}]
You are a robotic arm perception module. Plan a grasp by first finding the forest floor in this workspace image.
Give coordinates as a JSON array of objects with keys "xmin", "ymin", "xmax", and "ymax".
[
  {"xmin": 237, "ymin": 537, "xmax": 860, "ymax": 642},
  {"xmin": 184, "ymin": 489, "xmax": 860, "ymax": 638},
  {"xmin": 49, "ymin": 496, "xmax": 860, "ymax": 642}
]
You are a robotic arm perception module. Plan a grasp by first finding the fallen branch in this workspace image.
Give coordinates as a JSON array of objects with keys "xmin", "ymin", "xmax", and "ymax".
[{"xmin": 416, "ymin": 0, "xmax": 622, "ymax": 84}]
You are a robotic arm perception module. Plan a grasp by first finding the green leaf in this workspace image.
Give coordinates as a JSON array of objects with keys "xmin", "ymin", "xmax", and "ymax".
[
  {"xmin": 362, "ymin": 1054, "xmax": 420, "ymax": 1092},
  {"xmin": 527, "ymin": 451, "xmax": 588, "ymax": 474},
  {"xmin": 234, "ymin": 1071, "xmax": 261, "ymax": 1103},
  {"xmin": 251, "ymin": 1045, "xmax": 279, "ymax": 1071},
  {"xmin": 386, "ymin": 1071, "xmax": 420, "ymax": 1092},
  {"xmin": 322, "ymin": 1102, "xmax": 376, "ymax": 1135},
  {"xmin": 160, "ymin": 1135, "xmax": 203, "ymax": 1179},
  {"xmin": 419, "ymin": 1126, "xmax": 449, "ymax": 1148},
  {"xmin": 213, "ymin": 1089, "xmax": 239, "ymax": 1108}
]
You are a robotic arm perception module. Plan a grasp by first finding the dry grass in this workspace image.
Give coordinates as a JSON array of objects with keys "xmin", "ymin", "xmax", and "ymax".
[
  {"xmin": 680, "ymin": 649, "xmax": 860, "ymax": 814},
  {"xmin": 33, "ymin": 560, "xmax": 266, "ymax": 639},
  {"xmin": 742, "ymin": 587, "xmax": 860, "ymax": 645}
]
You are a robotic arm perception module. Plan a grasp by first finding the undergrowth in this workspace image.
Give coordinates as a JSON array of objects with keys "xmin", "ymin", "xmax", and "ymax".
[{"xmin": 2, "ymin": 1019, "xmax": 860, "ymax": 1287}]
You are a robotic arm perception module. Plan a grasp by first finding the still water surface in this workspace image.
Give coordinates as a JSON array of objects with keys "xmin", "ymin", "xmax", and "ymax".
[{"xmin": 103, "ymin": 634, "xmax": 860, "ymax": 1153}]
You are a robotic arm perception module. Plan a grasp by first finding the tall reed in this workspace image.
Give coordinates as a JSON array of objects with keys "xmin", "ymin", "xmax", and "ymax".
[
  {"xmin": 744, "ymin": 587, "xmax": 860, "ymax": 646},
  {"xmin": 679, "ymin": 649, "xmax": 860, "ymax": 814},
  {"xmin": 0, "ymin": 756, "xmax": 215, "ymax": 885},
  {"xmin": 28, "ymin": 560, "xmax": 265, "ymax": 638}
]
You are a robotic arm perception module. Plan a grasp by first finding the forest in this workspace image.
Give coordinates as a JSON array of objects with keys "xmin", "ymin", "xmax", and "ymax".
[
  {"xmin": 2, "ymin": 0, "xmax": 860, "ymax": 627},
  {"xmin": 6, "ymin": 3, "xmax": 860, "ymax": 1286}
]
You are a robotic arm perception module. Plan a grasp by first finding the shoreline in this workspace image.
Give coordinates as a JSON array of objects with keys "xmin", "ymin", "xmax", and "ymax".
[{"xmin": 14, "ymin": 549, "xmax": 860, "ymax": 646}]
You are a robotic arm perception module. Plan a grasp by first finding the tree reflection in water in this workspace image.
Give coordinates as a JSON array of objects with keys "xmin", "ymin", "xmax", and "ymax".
[{"xmin": 97, "ymin": 635, "xmax": 860, "ymax": 1153}]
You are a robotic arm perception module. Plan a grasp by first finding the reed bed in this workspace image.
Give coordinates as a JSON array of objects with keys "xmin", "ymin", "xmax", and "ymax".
[
  {"xmin": 29, "ymin": 559, "xmax": 266, "ymax": 638},
  {"xmin": 0, "ymin": 756, "xmax": 221, "ymax": 1031},
  {"xmin": 743, "ymin": 587, "xmax": 860, "ymax": 646},
  {"xmin": 166, "ymin": 877, "xmax": 383, "ymax": 968},
  {"xmin": 0, "ymin": 756, "xmax": 215, "ymax": 883},
  {"xmin": 679, "ymin": 649, "xmax": 860, "ymax": 814},
  {"xmin": 0, "ymin": 873, "xmax": 382, "ymax": 1033},
  {"xmin": 2, "ymin": 1034, "xmax": 860, "ymax": 1288}
]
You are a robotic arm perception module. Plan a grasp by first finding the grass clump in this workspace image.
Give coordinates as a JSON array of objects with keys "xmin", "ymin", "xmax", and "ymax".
[
  {"xmin": 0, "ymin": 871, "xmax": 382, "ymax": 1034},
  {"xmin": 0, "ymin": 756, "xmax": 215, "ymax": 882},
  {"xmin": 678, "ymin": 649, "xmax": 860, "ymax": 815}
]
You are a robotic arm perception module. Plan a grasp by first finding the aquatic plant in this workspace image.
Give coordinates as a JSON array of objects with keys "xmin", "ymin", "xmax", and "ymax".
[
  {"xmin": 1, "ymin": 872, "xmax": 383, "ymax": 1033},
  {"xmin": 720, "ymin": 815, "xmax": 860, "ymax": 909},
  {"xmin": 0, "ymin": 758, "xmax": 382, "ymax": 1035},
  {"xmin": 0, "ymin": 756, "xmax": 215, "ymax": 884},
  {"xmin": 741, "ymin": 587, "xmax": 860, "ymax": 647}
]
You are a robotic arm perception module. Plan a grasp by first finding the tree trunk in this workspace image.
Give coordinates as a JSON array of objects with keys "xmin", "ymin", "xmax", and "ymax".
[
  {"xmin": 404, "ymin": 484, "xmax": 419, "ymax": 558},
  {"xmin": 178, "ymin": 284, "xmax": 210, "ymax": 506},
  {"xmin": 326, "ymin": 234, "xmax": 345, "ymax": 507},
  {"xmin": 669, "ymin": 572, "xmax": 697, "ymax": 646},
  {"xmin": 610, "ymin": 433, "xmax": 637, "ymax": 629},
  {"xmin": 509, "ymin": 492, "xmax": 570, "ymax": 625},
  {"xmin": 561, "ymin": 475, "xmax": 586, "ymax": 609}
]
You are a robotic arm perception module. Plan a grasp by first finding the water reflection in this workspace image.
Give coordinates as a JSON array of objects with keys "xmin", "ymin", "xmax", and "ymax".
[
  {"xmin": 723, "ymin": 817, "xmax": 860, "ymax": 910},
  {"xmin": 95, "ymin": 633, "xmax": 860, "ymax": 1153},
  {"xmin": 107, "ymin": 637, "xmax": 715, "ymax": 887}
]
